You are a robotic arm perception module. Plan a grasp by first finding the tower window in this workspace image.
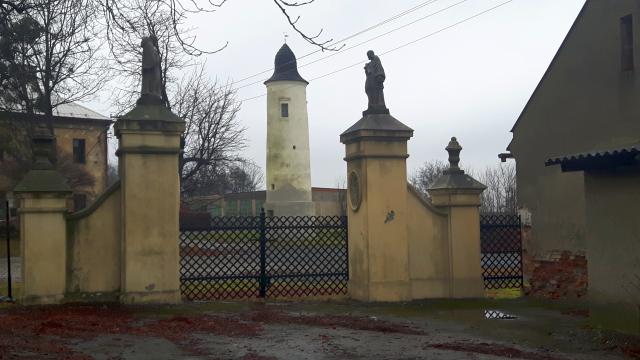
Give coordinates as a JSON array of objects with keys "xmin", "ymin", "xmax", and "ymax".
[
  {"xmin": 73, "ymin": 138, "xmax": 86, "ymax": 164},
  {"xmin": 281, "ymin": 103, "xmax": 289, "ymax": 118},
  {"xmin": 621, "ymin": 14, "xmax": 634, "ymax": 71}
]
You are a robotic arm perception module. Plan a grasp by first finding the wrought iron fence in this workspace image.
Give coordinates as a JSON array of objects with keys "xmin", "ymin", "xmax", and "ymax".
[
  {"xmin": 480, "ymin": 213, "xmax": 523, "ymax": 289},
  {"xmin": 1, "ymin": 200, "xmax": 17, "ymax": 302},
  {"xmin": 179, "ymin": 210, "xmax": 348, "ymax": 301}
]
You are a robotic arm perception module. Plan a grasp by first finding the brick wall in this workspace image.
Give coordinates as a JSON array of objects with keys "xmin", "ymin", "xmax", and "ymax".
[{"xmin": 522, "ymin": 224, "xmax": 588, "ymax": 298}]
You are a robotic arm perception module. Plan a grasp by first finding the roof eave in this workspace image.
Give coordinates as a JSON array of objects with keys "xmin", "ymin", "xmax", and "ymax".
[{"xmin": 510, "ymin": 1, "xmax": 589, "ymax": 134}]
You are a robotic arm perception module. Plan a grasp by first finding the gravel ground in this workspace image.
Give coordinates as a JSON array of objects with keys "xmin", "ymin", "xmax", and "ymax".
[{"xmin": 0, "ymin": 299, "xmax": 638, "ymax": 360}]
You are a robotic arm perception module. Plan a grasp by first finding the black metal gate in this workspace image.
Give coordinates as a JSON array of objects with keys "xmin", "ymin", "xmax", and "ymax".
[
  {"xmin": 480, "ymin": 213, "xmax": 523, "ymax": 289},
  {"xmin": 179, "ymin": 209, "xmax": 348, "ymax": 301}
]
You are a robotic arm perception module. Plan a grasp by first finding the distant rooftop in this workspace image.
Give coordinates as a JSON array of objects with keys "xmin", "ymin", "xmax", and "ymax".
[
  {"xmin": 264, "ymin": 43, "xmax": 308, "ymax": 85},
  {"xmin": 1, "ymin": 99, "xmax": 109, "ymax": 121},
  {"xmin": 51, "ymin": 102, "xmax": 109, "ymax": 120}
]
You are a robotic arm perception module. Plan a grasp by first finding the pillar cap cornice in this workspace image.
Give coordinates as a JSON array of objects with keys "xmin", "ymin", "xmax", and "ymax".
[
  {"xmin": 119, "ymin": 103, "xmax": 183, "ymax": 122},
  {"xmin": 115, "ymin": 104, "xmax": 184, "ymax": 135},
  {"xmin": 340, "ymin": 114, "xmax": 413, "ymax": 144},
  {"xmin": 429, "ymin": 137, "xmax": 486, "ymax": 192},
  {"xmin": 13, "ymin": 169, "xmax": 72, "ymax": 194}
]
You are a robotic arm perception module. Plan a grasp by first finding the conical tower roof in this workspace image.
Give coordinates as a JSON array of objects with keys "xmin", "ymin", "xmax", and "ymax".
[{"xmin": 264, "ymin": 43, "xmax": 308, "ymax": 84}]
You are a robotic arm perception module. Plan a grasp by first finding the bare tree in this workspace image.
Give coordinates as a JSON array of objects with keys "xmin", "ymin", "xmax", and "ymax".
[
  {"xmin": 0, "ymin": 145, "xmax": 95, "ymax": 194},
  {"xmin": 100, "ymin": 0, "xmax": 340, "ymax": 63},
  {"xmin": 0, "ymin": 0, "xmax": 108, "ymax": 131},
  {"xmin": 0, "ymin": 0, "xmax": 31, "ymax": 17},
  {"xmin": 334, "ymin": 177, "xmax": 347, "ymax": 216},
  {"xmin": 103, "ymin": 0, "xmax": 191, "ymax": 112},
  {"xmin": 56, "ymin": 151, "xmax": 96, "ymax": 189},
  {"xmin": 227, "ymin": 161, "xmax": 264, "ymax": 193},
  {"xmin": 474, "ymin": 163, "xmax": 517, "ymax": 214},
  {"xmin": 409, "ymin": 159, "xmax": 448, "ymax": 198},
  {"xmin": 174, "ymin": 65, "xmax": 245, "ymax": 191},
  {"xmin": 410, "ymin": 160, "xmax": 517, "ymax": 214},
  {"xmin": 181, "ymin": 158, "xmax": 263, "ymax": 197}
]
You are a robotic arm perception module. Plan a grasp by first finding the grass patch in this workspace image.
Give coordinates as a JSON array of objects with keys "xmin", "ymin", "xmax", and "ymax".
[
  {"xmin": 180, "ymin": 228, "xmax": 346, "ymax": 246},
  {"xmin": 0, "ymin": 281, "xmax": 21, "ymax": 304},
  {"xmin": 486, "ymin": 287, "xmax": 523, "ymax": 299},
  {"xmin": 181, "ymin": 277, "xmax": 347, "ymax": 301}
]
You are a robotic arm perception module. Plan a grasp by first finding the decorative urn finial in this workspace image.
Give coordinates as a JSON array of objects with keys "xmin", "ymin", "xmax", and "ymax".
[
  {"xmin": 444, "ymin": 137, "xmax": 464, "ymax": 175},
  {"xmin": 31, "ymin": 127, "xmax": 55, "ymax": 170}
]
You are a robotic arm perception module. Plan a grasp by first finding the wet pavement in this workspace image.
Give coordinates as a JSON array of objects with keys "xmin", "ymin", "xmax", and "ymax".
[{"xmin": 0, "ymin": 298, "xmax": 638, "ymax": 359}]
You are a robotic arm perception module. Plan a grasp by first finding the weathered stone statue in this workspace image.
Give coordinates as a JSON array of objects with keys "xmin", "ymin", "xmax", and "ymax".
[
  {"xmin": 139, "ymin": 36, "xmax": 162, "ymax": 104},
  {"xmin": 364, "ymin": 50, "xmax": 389, "ymax": 115}
]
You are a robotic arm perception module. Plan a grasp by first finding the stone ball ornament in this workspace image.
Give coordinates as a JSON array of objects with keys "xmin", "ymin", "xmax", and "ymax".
[{"xmin": 348, "ymin": 170, "xmax": 362, "ymax": 212}]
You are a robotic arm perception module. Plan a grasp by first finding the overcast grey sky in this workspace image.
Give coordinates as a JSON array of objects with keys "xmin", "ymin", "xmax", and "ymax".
[{"xmin": 86, "ymin": 0, "xmax": 586, "ymax": 188}]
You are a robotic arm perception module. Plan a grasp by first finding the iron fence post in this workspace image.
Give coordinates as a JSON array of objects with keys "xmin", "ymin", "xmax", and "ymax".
[
  {"xmin": 517, "ymin": 214, "xmax": 524, "ymax": 288},
  {"xmin": 259, "ymin": 208, "xmax": 267, "ymax": 298},
  {"xmin": 5, "ymin": 200, "xmax": 11, "ymax": 300}
]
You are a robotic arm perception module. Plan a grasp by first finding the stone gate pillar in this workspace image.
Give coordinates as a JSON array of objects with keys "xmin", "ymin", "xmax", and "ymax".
[
  {"xmin": 429, "ymin": 137, "xmax": 486, "ymax": 298},
  {"xmin": 340, "ymin": 114, "xmax": 414, "ymax": 301},
  {"xmin": 115, "ymin": 100, "xmax": 185, "ymax": 304},
  {"xmin": 14, "ymin": 132, "xmax": 71, "ymax": 304}
]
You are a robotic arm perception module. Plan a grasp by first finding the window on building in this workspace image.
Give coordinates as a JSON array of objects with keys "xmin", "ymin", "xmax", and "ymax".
[
  {"xmin": 73, "ymin": 138, "xmax": 86, "ymax": 163},
  {"xmin": 281, "ymin": 103, "xmax": 289, "ymax": 118},
  {"xmin": 621, "ymin": 14, "xmax": 634, "ymax": 71},
  {"xmin": 73, "ymin": 194, "xmax": 87, "ymax": 211}
]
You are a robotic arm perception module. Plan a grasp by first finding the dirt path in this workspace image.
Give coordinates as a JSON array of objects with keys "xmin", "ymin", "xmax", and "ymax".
[{"xmin": 0, "ymin": 299, "xmax": 637, "ymax": 359}]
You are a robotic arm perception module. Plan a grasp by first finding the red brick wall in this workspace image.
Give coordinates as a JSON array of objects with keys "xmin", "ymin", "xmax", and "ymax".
[{"xmin": 522, "ymin": 225, "xmax": 588, "ymax": 298}]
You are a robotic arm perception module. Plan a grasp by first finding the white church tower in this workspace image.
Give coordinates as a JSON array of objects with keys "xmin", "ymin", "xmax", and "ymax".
[{"xmin": 264, "ymin": 44, "xmax": 315, "ymax": 216}]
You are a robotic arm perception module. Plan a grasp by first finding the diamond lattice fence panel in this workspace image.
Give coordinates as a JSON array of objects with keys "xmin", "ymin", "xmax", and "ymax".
[
  {"xmin": 264, "ymin": 216, "xmax": 348, "ymax": 297},
  {"xmin": 179, "ymin": 214, "xmax": 348, "ymax": 300},
  {"xmin": 480, "ymin": 213, "xmax": 523, "ymax": 289},
  {"xmin": 180, "ymin": 216, "xmax": 261, "ymax": 301}
]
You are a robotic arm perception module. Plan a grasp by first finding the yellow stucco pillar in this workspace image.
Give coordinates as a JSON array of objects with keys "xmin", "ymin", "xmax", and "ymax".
[
  {"xmin": 13, "ymin": 132, "xmax": 72, "ymax": 304},
  {"xmin": 115, "ymin": 101, "xmax": 185, "ymax": 304},
  {"xmin": 429, "ymin": 137, "xmax": 486, "ymax": 298},
  {"xmin": 340, "ymin": 113, "xmax": 414, "ymax": 301}
]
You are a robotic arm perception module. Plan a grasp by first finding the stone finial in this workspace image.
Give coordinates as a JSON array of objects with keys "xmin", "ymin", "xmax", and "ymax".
[
  {"xmin": 444, "ymin": 137, "xmax": 464, "ymax": 175},
  {"xmin": 428, "ymin": 136, "xmax": 486, "ymax": 193},
  {"xmin": 13, "ymin": 128, "xmax": 71, "ymax": 193},
  {"xmin": 31, "ymin": 128, "xmax": 56, "ymax": 170}
]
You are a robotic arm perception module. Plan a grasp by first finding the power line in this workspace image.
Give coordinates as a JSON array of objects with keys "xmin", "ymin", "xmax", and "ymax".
[
  {"xmin": 231, "ymin": 0, "xmax": 444, "ymax": 86},
  {"xmin": 235, "ymin": 0, "xmax": 470, "ymax": 91},
  {"xmin": 239, "ymin": 0, "xmax": 515, "ymax": 103}
]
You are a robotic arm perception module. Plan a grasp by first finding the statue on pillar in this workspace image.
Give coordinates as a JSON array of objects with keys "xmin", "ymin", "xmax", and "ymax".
[
  {"xmin": 364, "ymin": 50, "xmax": 389, "ymax": 115},
  {"xmin": 139, "ymin": 36, "xmax": 163, "ymax": 104}
]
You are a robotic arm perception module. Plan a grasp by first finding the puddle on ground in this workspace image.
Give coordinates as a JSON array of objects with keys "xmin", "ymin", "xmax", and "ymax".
[{"xmin": 484, "ymin": 310, "xmax": 518, "ymax": 320}]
